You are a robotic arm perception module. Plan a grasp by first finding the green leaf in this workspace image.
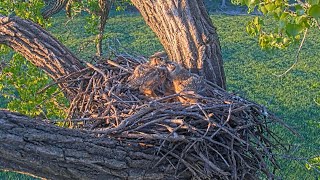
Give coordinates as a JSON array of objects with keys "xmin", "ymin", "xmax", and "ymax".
[
  {"xmin": 285, "ymin": 23, "xmax": 304, "ymax": 37},
  {"xmin": 308, "ymin": 0, "xmax": 319, "ymax": 6},
  {"xmin": 309, "ymin": 5, "xmax": 320, "ymax": 18},
  {"xmin": 260, "ymin": 5, "xmax": 268, "ymax": 14},
  {"xmin": 265, "ymin": 3, "xmax": 276, "ymax": 12}
]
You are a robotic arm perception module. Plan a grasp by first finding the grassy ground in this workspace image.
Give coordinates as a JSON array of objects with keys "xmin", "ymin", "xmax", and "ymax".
[{"xmin": 1, "ymin": 11, "xmax": 319, "ymax": 179}]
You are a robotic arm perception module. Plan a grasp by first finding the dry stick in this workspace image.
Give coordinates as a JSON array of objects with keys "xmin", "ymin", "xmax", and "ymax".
[
  {"xmin": 70, "ymin": 116, "xmax": 109, "ymax": 122},
  {"xmin": 37, "ymin": 67, "xmax": 90, "ymax": 94},
  {"xmin": 92, "ymin": 107, "xmax": 154, "ymax": 134},
  {"xmin": 156, "ymin": 151, "xmax": 177, "ymax": 170},
  {"xmin": 149, "ymin": 93, "xmax": 180, "ymax": 103},
  {"xmin": 153, "ymin": 142, "xmax": 183, "ymax": 168},
  {"xmin": 128, "ymin": 117, "xmax": 167, "ymax": 132},
  {"xmin": 197, "ymin": 150, "xmax": 230, "ymax": 176},
  {"xmin": 110, "ymin": 105, "xmax": 119, "ymax": 126},
  {"xmin": 164, "ymin": 150, "xmax": 204, "ymax": 179},
  {"xmin": 83, "ymin": 75, "xmax": 100, "ymax": 114},
  {"xmin": 221, "ymin": 140, "xmax": 255, "ymax": 171},
  {"xmin": 34, "ymin": 90, "xmax": 63, "ymax": 110},
  {"xmin": 210, "ymin": 104, "xmax": 233, "ymax": 139},
  {"xmin": 79, "ymin": 73, "xmax": 95, "ymax": 113},
  {"xmin": 180, "ymin": 126, "xmax": 210, "ymax": 164},
  {"xmin": 86, "ymin": 62, "xmax": 108, "ymax": 81},
  {"xmin": 174, "ymin": 107, "xmax": 249, "ymax": 146},
  {"xmin": 247, "ymin": 128, "xmax": 277, "ymax": 166},
  {"xmin": 230, "ymin": 137, "xmax": 237, "ymax": 179},
  {"xmin": 157, "ymin": 123, "xmax": 184, "ymax": 154},
  {"xmin": 106, "ymin": 59, "xmax": 133, "ymax": 72},
  {"xmin": 196, "ymin": 103, "xmax": 215, "ymax": 142},
  {"xmin": 114, "ymin": 132, "xmax": 186, "ymax": 142},
  {"xmin": 205, "ymin": 143, "xmax": 230, "ymax": 167},
  {"xmin": 275, "ymin": 29, "xmax": 308, "ymax": 77},
  {"xmin": 247, "ymin": 145, "xmax": 275, "ymax": 179},
  {"xmin": 268, "ymin": 112, "xmax": 298, "ymax": 136},
  {"xmin": 176, "ymin": 139, "xmax": 209, "ymax": 176}
]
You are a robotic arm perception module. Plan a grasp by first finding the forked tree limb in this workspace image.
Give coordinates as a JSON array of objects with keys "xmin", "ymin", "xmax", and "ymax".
[
  {"xmin": 0, "ymin": 110, "xmax": 188, "ymax": 179},
  {"xmin": 0, "ymin": 15, "xmax": 84, "ymax": 80}
]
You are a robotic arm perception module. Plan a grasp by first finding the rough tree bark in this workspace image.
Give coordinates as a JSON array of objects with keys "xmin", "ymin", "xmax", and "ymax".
[
  {"xmin": 0, "ymin": 0, "xmax": 229, "ymax": 178},
  {"xmin": 0, "ymin": 110, "xmax": 190, "ymax": 179},
  {"xmin": 0, "ymin": 13, "xmax": 193, "ymax": 180},
  {"xmin": 0, "ymin": 15, "xmax": 84, "ymax": 98},
  {"xmin": 130, "ymin": 0, "xmax": 226, "ymax": 90},
  {"xmin": 0, "ymin": 16, "xmax": 84, "ymax": 80}
]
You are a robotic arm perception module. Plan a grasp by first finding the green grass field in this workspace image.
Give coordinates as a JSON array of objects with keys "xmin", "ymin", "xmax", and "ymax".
[{"xmin": 0, "ymin": 11, "xmax": 319, "ymax": 179}]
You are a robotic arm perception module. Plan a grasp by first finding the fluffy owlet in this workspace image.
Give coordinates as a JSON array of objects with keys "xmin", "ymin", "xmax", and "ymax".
[
  {"xmin": 166, "ymin": 62, "xmax": 208, "ymax": 103},
  {"xmin": 128, "ymin": 63, "xmax": 168, "ymax": 97}
]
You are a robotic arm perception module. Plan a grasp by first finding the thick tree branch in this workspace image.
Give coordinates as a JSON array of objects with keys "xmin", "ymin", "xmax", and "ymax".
[
  {"xmin": 0, "ymin": 15, "xmax": 84, "ymax": 80},
  {"xmin": 0, "ymin": 110, "xmax": 189, "ymax": 179}
]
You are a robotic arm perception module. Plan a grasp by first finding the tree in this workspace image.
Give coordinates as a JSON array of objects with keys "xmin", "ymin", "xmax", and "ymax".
[{"xmin": 0, "ymin": 0, "xmax": 289, "ymax": 179}]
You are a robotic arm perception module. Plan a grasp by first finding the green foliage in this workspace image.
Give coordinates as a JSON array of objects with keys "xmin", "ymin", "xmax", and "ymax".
[
  {"xmin": 0, "ymin": 0, "xmax": 47, "ymax": 26},
  {"xmin": 0, "ymin": 0, "xmax": 66, "ymax": 119},
  {"xmin": 232, "ymin": 0, "xmax": 320, "ymax": 49},
  {"xmin": 0, "ymin": 53, "xmax": 68, "ymax": 119},
  {"xmin": 64, "ymin": 0, "xmax": 133, "ymax": 52},
  {"xmin": 0, "ymin": 171, "xmax": 38, "ymax": 180},
  {"xmin": 306, "ymin": 156, "xmax": 320, "ymax": 172},
  {"xmin": 114, "ymin": 0, "xmax": 132, "ymax": 11}
]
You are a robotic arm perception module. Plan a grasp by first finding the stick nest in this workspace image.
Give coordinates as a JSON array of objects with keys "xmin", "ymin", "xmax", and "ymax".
[{"xmin": 56, "ymin": 54, "xmax": 287, "ymax": 179}]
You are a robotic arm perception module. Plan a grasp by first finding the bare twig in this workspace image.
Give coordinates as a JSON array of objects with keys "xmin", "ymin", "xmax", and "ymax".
[{"xmin": 275, "ymin": 29, "xmax": 308, "ymax": 77}]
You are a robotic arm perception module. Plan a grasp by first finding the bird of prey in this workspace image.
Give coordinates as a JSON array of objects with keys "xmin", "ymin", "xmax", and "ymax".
[
  {"xmin": 166, "ymin": 62, "xmax": 209, "ymax": 103},
  {"xmin": 127, "ymin": 62, "xmax": 168, "ymax": 98}
]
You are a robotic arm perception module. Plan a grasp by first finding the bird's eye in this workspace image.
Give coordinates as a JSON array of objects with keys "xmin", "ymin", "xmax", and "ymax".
[{"xmin": 167, "ymin": 63, "xmax": 176, "ymax": 71}]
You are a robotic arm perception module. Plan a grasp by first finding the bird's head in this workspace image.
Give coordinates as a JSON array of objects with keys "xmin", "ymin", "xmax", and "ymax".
[{"xmin": 166, "ymin": 62, "xmax": 182, "ymax": 77}]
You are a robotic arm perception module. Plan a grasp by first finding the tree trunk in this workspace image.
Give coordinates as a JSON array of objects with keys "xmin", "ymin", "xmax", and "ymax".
[
  {"xmin": 0, "ymin": 110, "xmax": 190, "ymax": 179},
  {"xmin": 130, "ymin": 0, "xmax": 226, "ymax": 90}
]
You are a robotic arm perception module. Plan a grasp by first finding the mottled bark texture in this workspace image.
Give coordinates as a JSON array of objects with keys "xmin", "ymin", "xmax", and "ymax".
[
  {"xmin": 0, "ymin": 15, "xmax": 84, "ymax": 80},
  {"xmin": 0, "ymin": 1, "xmax": 228, "ymax": 178},
  {"xmin": 0, "ymin": 110, "xmax": 190, "ymax": 179},
  {"xmin": 0, "ymin": 15, "xmax": 84, "ymax": 98},
  {"xmin": 131, "ymin": 0, "xmax": 226, "ymax": 89},
  {"xmin": 0, "ymin": 15, "xmax": 191, "ymax": 179}
]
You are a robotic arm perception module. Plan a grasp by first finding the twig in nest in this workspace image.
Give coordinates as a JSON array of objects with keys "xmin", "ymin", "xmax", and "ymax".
[
  {"xmin": 60, "ymin": 53, "xmax": 291, "ymax": 179},
  {"xmin": 93, "ymin": 107, "xmax": 154, "ymax": 135},
  {"xmin": 37, "ymin": 67, "xmax": 90, "ymax": 94},
  {"xmin": 107, "ymin": 59, "xmax": 133, "ymax": 72},
  {"xmin": 86, "ymin": 62, "xmax": 108, "ymax": 81}
]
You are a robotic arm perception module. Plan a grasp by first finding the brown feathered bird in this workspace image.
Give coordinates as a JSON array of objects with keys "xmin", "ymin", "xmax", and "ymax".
[
  {"xmin": 128, "ymin": 63, "xmax": 168, "ymax": 97},
  {"xmin": 149, "ymin": 51, "xmax": 169, "ymax": 67},
  {"xmin": 166, "ymin": 62, "xmax": 209, "ymax": 103}
]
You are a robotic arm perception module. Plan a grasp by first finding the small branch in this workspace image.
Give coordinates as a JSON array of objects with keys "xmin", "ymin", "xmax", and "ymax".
[{"xmin": 275, "ymin": 29, "xmax": 308, "ymax": 77}]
